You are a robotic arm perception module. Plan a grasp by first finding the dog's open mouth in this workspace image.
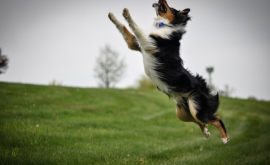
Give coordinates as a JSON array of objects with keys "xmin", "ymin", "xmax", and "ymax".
[
  {"xmin": 152, "ymin": 0, "xmax": 169, "ymax": 16},
  {"xmin": 159, "ymin": 3, "xmax": 167, "ymax": 13}
]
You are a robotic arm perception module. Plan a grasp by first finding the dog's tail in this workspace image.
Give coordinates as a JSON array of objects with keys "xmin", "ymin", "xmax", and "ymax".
[{"xmin": 194, "ymin": 74, "xmax": 212, "ymax": 94}]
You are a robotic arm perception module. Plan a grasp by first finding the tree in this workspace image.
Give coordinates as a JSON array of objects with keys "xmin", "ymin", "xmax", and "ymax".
[
  {"xmin": 224, "ymin": 84, "xmax": 236, "ymax": 97},
  {"xmin": 218, "ymin": 84, "xmax": 236, "ymax": 97},
  {"xmin": 0, "ymin": 49, "xmax": 9, "ymax": 74},
  {"xmin": 94, "ymin": 45, "xmax": 126, "ymax": 88}
]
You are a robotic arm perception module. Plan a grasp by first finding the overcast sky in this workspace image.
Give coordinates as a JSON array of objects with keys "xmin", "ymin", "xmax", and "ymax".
[{"xmin": 0, "ymin": 0, "xmax": 270, "ymax": 100}]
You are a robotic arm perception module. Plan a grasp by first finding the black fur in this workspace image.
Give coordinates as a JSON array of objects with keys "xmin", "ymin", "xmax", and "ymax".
[
  {"xmin": 150, "ymin": 9, "xmax": 219, "ymax": 123},
  {"xmin": 170, "ymin": 8, "xmax": 191, "ymax": 26}
]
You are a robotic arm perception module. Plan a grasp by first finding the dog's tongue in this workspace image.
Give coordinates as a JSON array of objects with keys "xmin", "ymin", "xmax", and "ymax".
[{"xmin": 152, "ymin": 3, "xmax": 156, "ymax": 7}]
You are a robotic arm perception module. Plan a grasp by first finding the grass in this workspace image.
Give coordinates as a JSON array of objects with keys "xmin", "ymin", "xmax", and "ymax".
[{"xmin": 0, "ymin": 82, "xmax": 270, "ymax": 165}]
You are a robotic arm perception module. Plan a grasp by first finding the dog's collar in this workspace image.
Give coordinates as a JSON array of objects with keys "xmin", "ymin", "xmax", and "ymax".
[{"xmin": 155, "ymin": 22, "xmax": 173, "ymax": 28}]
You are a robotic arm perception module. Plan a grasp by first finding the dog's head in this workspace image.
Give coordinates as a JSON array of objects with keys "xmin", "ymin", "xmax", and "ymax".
[{"xmin": 153, "ymin": 0, "xmax": 190, "ymax": 25}]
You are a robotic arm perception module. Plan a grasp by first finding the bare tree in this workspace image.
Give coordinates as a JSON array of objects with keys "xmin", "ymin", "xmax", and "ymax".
[
  {"xmin": 94, "ymin": 45, "xmax": 126, "ymax": 88},
  {"xmin": 49, "ymin": 79, "xmax": 62, "ymax": 86},
  {"xmin": 224, "ymin": 84, "xmax": 236, "ymax": 97},
  {"xmin": 0, "ymin": 49, "xmax": 9, "ymax": 74},
  {"xmin": 218, "ymin": 84, "xmax": 236, "ymax": 97}
]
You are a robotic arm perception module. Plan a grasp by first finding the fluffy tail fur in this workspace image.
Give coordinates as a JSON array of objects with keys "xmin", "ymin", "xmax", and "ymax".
[{"xmin": 190, "ymin": 74, "xmax": 220, "ymax": 123}]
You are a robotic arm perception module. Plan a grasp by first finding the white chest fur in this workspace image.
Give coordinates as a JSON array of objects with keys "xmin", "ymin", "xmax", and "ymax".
[{"xmin": 141, "ymin": 50, "xmax": 170, "ymax": 94}]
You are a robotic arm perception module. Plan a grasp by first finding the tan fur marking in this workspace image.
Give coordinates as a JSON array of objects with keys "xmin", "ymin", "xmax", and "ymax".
[
  {"xmin": 198, "ymin": 123, "xmax": 205, "ymax": 132},
  {"xmin": 159, "ymin": 13, "xmax": 174, "ymax": 23},
  {"xmin": 144, "ymin": 48, "xmax": 158, "ymax": 54},
  {"xmin": 159, "ymin": 0, "xmax": 175, "ymax": 22},
  {"xmin": 150, "ymin": 34, "xmax": 160, "ymax": 38},
  {"xmin": 123, "ymin": 26, "xmax": 140, "ymax": 51},
  {"xmin": 188, "ymin": 99, "xmax": 202, "ymax": 123},
  {"xmin": 179, "ymin": 10, "xmax": 186, "ymax": 14},
  {"xmin": 210, "ymin": 118, "xmax": 228, "ymax": 139},
  {"xmin": 176, "ymin": 105, "xmax": 195, "ymax": 122}
]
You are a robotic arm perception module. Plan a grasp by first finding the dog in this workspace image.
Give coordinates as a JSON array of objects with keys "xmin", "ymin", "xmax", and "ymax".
[{"xmin": 108, "ymin": 0, "xmax": 229, "ymax": 144}]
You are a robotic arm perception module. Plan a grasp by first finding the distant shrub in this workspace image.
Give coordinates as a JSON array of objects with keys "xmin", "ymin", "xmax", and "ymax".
[
  {"xmin": 49, "ymin": 79, "xmax": 62, "ymax": 86},
  {"xmin": 126, "ymin": 86, "xmax": 136, "ymax": 90},
  {"xmin": 136, "ymin": 75, "xmax": 156, "ymax": 89},
  {"xmin": 248, "ymin": 96, "xmax": 257, "ymax": 101}
]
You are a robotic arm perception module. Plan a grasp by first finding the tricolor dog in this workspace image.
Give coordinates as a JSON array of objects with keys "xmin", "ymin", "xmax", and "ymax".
[{"xmin": 108, "ymin": 0, "xmax": 229, "ymax": 144}]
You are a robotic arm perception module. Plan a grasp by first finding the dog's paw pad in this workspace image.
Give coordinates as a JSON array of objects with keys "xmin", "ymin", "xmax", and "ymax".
[
  {"xmin": 222, "ymin": 137, "xmax": 229, "ymax": 144},
  {"xmin": 123, "ymin": 8, "xmax": 130, "ymax": 18}
]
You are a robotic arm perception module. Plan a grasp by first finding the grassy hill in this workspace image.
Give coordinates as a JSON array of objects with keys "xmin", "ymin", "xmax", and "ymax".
[{"xmin": 0, "ymin": 82, "xmax": 270, "ymax": 164}]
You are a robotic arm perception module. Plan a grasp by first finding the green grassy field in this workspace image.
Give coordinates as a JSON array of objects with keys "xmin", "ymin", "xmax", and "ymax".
[{"xmin": 1, "ymin": 82, "xmax": 270, "ymax": 165}]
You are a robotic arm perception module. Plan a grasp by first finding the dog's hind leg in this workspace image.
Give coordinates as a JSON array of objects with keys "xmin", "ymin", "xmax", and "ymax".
[
  {"xmin": 108, "ymin": 13, "xmax": 141, "ymax": 51},
  {"xmin": 188, "ymin": 98, "xmax": 229, "ymax": 144},
  {"xmin": 187, "ymin": 98, "xmax": 201, "ymax": 123},
  {"xmin": 198, "ymin": 124, "xmax": 211, "ymax": 138},
  {"xmin": 176, "ymin": 103, "xmax": 211, "ymax": 138},
  {"xmin": 209, "ymin": 117, "xmax": 229, "ymax": 144},
  {"xmin": 187, "ymin": 99, "xmax": 211, "ymax": 138},
  {"xmin": 176, "ymin": 104, "xmax": 195, "ymax": 122}
]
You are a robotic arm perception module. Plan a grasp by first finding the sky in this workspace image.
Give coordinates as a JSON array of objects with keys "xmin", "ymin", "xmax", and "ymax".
[{"xmin": 0, "ymin": 0, "xmax": 270, "ymax": 100}]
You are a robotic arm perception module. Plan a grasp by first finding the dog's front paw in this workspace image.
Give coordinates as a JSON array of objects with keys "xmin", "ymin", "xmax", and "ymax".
[
  {"xmin": 108, "ymin": 12, "xmax": 115, "ymax": 21},
  {"xmin": 108, "ymin": 12, "xmax": 119, "ymax": 25},
  {"xmin": 122, "ymin": 8, "xmax": 130, "ymax": 18}
]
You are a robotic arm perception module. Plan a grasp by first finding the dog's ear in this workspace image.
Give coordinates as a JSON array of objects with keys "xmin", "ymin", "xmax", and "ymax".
[{"xmin": 179, "ymin": 8, "xmax": 190, "ymax": 15}]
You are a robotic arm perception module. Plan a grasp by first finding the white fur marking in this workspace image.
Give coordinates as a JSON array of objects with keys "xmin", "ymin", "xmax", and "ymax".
[
  {"xmin": 109, "ymin": 13, "xmax": 128, "ymax": 40},
  {"xmin": 142, "ymin": 51, "xmax": 170, "ymax": 94},
  {"xmin": 149, "ymin": 16, "xmax": 186, "ymax": 39},
  {"xmin": 222, "ymin": 137, "xmax": 229, "ymax": 144},
  {"xmin": 203, "ymin": 125, "xmax": 210, "ymax": 138}
]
